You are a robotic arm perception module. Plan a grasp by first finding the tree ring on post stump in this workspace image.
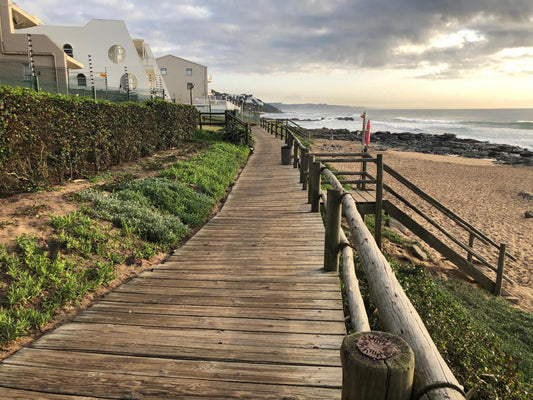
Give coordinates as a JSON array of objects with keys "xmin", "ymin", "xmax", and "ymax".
[{"xmin": 357, "ymin": 333, "xmax": 395, "ymax": 360}]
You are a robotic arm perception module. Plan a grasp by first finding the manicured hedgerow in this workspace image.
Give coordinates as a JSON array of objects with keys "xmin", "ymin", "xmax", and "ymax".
[{"xmin": 0, "ymin": 86, "xmax": 197, "ymax": 194}]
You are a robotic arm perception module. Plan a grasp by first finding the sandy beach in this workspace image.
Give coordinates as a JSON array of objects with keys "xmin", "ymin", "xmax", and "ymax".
[{"xmin": 314, "ymin": 139, "xmax": 533, "ymax": 313}]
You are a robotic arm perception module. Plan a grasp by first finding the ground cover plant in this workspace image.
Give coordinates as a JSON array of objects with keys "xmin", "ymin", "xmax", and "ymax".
[
  {"xmin": 0, "ymin": 129, "xmax": 249, "ymax": 350},
  {"xmin": 349, "ymin": 219, "xmax": 532, "ymax": 399}
]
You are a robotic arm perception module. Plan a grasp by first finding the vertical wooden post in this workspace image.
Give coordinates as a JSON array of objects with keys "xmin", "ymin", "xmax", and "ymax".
[
  {"xmin": 494, "ymin": 243, "xmax": 506, "ymax": 296},
  {"xmin": 375, "ymin": 154, "xmax": 383, "ymax": 249},
  {"xmin": 361, "ymin": 159, "xmax": 368, "ymax": 190},
  {"xmin": 245, "ymin": 123, "xmax": 250, "ymax": 146},
  {"xmin": 310, "ymin": 161, "xmax": 322, "ymax": 212},
  {"xmin": 293, "ymin": 142, "xmax": 299, "ymax": 168},
  {"xmin": 324, "ymin": 189, "xmax": 342, "ymax": 272},
  {"xmin": 467, "ymin": 233, "xmax": 475, "ymax": 263},
  {"xmin": 341, "ymin": 331, "xmax": 414, "ymax": 400},
  {"xmin": 300, "ymin": 148, "xmax": 308, "ymax": 184},
  {"xmin": 199, "ymin": 113, "xmax": 203, "ymax": 130},
  {"xmin": 306, "ymin": 154, "xmax": 315, "ymax": 199}
]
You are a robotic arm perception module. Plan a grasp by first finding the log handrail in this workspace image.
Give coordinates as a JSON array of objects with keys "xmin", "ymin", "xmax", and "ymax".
[{"xmin": 321, "ymin": 165, "xmax": 465, "ymax": 400}]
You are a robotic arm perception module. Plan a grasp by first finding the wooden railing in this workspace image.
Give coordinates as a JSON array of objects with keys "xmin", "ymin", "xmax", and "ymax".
[
  {"xmin": 198, "ymin": 111, "xmax": 226, "ymax": 129},
  {"xmin": 261, "ymin": 117, "xmax": 471, "ymax": 399}
]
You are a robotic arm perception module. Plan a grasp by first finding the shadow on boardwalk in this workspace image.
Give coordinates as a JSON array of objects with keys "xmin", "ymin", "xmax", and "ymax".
[{"xmin": 0, "ymin": 127, "xmax": 346, "ymax": 399}]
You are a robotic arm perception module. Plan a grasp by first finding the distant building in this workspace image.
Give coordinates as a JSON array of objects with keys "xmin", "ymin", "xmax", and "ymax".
[
  {"xmin": 20, "ymin": 18, "xmax": 169, "ymax": 99},
  {"xmin": 0, "ymin": 0, "xmax": 83, "ymax": 92},
  {"xmin": 156, "ymin": 55, "xmax": 209, "ymax": 104}
]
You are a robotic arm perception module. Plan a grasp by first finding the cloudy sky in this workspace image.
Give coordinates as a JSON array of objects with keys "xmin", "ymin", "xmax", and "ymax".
[{"xmin": 16, "ymin": 0, "xmax": 533, "ymax": 108}]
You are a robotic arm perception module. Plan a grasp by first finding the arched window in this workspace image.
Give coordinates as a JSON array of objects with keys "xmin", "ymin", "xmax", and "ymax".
[
  {"xmin": 77, "ymin": 73, "xmax": 87, "ymax": 87},
  {"xmin": 63, "ymin": 44, "xmax": 73, "ymax": 57},
  {"xmin": 120, "ymin": 73, "xmax": 137, "ymax": 92}
]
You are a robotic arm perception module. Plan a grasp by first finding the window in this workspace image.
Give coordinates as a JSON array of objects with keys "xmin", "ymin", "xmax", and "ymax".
[
  {"xmin": 77, "ymin": 73, "xmax": 87, "ymax": 87},
  {"xmin": 22, "ymin": 63, "xmax": 31, "ymax": 81},
  {"xmin": 63, "ymin": 44, "xmax": 73, "ymax": 57},
  {"xmin": 108, "ymin": 45, "xmax": 126, "ymax": 63},
  {"xmin": 120, "ymin": 73, "xmax": 138, "ymax": 92},
  {"xmin": 186, "ymin": 68, "xmax": 192, "ymax": 76},
  {"xmin": 161, "ymin": 68, "xmax": 167, "ymax": 75}
]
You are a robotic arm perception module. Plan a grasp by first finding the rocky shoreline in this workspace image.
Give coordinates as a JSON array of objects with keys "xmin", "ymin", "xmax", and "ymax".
[{"xmin": 308, "ymin": 128, "xmax": 533, "ymax": 166}]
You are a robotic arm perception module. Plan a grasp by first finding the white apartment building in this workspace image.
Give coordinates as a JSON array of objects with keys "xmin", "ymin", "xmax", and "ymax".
[{"xmin": 21, "ymin": 19, "xmax": 169, "ymax": 99}]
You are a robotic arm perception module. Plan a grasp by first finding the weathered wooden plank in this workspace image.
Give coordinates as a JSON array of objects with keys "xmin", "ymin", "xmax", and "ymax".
[
  {"xmin": 0, "ymin": 364, "xmax": 340, "ymax": 400},
  {"xmin": 34, "ymin": 323, "xmax": 344, "ymax": 351},
  {"xmin": 126, "ymin": 277, "xmax": 340, "ymax": 292},
  {"xmin": 74, "ymin": 311, "xmax": 346, "ymax": 334},
  {"xmin": 138, "ymin": 270, "xmax": 337, "ymax": 282},
  {"xmin": 138, "ymin": 270, "xmax": 338, "ymax": 281},
  {"xmin": 0, "ymin": 387, "xmax": 101, "ymax": 400},
  {"xmin": 112, "ymin": 284, "xmax": 342, "ymax": 300},
  {"xmin": 32, "ymin": 325, "xmax": 343, "ymax": 366},
  {"xmin": 103, "ymin": 291, "xmax": 343, "ymax": 310},
  {"xmin": 5, "ymin": 348, "xmax": 342, "ymax": 388},
  {"xmin": 91, "ymin": 302, "xmax": 344, "ymax": 322}
]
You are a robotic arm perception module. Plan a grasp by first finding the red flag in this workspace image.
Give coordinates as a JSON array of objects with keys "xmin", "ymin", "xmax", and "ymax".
[{"xmin": 364, "ymin": 120, "xmax": 371, "ymax": 146}]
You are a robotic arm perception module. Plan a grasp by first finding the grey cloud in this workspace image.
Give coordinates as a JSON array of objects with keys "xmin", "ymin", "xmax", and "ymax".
[{"xmin": 16, "ymin": 0, "xmax": 533, "ymax": 77}]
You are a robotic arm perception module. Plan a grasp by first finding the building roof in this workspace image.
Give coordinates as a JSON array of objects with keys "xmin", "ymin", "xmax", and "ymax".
[
  {"xmin": 156, "ymin": 54, "xmax": 206, "ymax": 69},
  {"xmin": 10, "ymin": 1, "xmax": 42, "ymax": 29}
]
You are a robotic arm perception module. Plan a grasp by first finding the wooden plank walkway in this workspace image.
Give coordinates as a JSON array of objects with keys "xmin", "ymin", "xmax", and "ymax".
[{"xmin": 0, "ymin": 127, "xmax": 346, "ymax": 399}]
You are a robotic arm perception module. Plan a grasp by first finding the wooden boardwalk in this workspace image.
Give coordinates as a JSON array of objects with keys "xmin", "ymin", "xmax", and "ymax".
[{"xmin": 0, "ymin": 127, "xmax": 346, "ymax": 399}]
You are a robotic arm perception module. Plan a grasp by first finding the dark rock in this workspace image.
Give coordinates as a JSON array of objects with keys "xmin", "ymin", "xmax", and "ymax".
[
  {"xmin": 385, "ymin": 218, "xmax": 408, "ymax": 234},
  {"xmin": 525, "ymin": 211, "xmax": 533, "ymax": 218},
  {"xmin": 411, "ymin": 244, "xmax": 428, "ymax": 261},
  {"xmin": 307, "ymin": 128, "xmax": 533, "ymax": 166},
  {"xmin": 519, "ymin": 191, "xmax": 533, "ymax": 200}
]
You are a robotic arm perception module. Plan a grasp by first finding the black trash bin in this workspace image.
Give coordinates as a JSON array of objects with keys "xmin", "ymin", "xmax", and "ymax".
[{"xmin": 281, "ymin": 145, "xmax": 292, "ymax": 165}]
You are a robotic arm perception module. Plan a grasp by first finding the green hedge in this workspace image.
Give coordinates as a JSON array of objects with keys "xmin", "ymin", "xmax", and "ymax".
[{"xmin": 0, "ymin": 86, "xmax": 198, "ymax": 194}]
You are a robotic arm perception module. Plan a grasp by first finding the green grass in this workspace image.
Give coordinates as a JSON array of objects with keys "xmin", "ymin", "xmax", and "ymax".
[
  {"xmin": 0, "ymin": 129, "xmax": 250, "ymax": 349},
  {"xmin": 160, "ymin": 142, "xmax": 249, "ymax": 198},
  {"xmin": 439, "ymin": 278, "xmax": 533, "ymax": 382},
  {"xmin": 350, "ymin": 230, "xmax": 532, "ymax": 399},
  {"xmin": 341, "ymin": 211, "xmax": 532, "ymax": 398}
]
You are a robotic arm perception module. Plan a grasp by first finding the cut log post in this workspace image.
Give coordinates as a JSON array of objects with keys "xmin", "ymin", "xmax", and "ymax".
[
  {"xmin": 324, "ymin": 189, "xmax": 342, "ymax": 272},
  {"xmin": 467, "ymin": 233, "xmax": 475, "ymax": 263},
  {"xmin": 293, "ymin": 141, "xmax": 299, "ymax": 168},
  {"xmin": 494, "ymin": 243, "xmax": 506, "ymax": 296},
  {"xmin": 375, "ymin": 154, "xmax": 384, "ymax": 249},
  {"xmin": 341, "ymin": 331, "xmax": 415, "ymax": 400},
  {"xmin": 307, "ymin": 155, "xmax": 315, "ymax": 200},
  {"xmin": 342, "ymin": 193, "xmax": 465, "ymax": 399},
  {"xmin": 310, "ymin": 161, "xmax": 322, "ymax": 212},
  {"xmin": 302, "ymin": 149, "xmax": 310, "ymax": 188}
]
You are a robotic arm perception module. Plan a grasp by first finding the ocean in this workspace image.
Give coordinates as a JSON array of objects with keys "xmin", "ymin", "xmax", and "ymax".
[{"xmin": 263, "ymin": 105, "xmax": 533, "ymax": 151}]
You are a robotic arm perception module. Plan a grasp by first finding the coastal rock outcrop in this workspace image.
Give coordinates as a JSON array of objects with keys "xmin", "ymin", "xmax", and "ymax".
[{"xmin": 308, "ymin": 129, "xmax": 533, "ymax": 166}]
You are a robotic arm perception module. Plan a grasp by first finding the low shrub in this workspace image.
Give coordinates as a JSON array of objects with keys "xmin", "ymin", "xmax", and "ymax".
[{"xmin": 0, "ymin": 85, "xmax": 198, "ymax": 194}]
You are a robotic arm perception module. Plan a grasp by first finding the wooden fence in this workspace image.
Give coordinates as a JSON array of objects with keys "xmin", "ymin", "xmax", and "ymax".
[
  {"xmin": 260, "ymin": 118, "xmax": 513, "ymax": 296},
  {"xmin": 198, "ymin": 111, "xmax": 226, "ymax": 128},
  {"xmin": 261, "ymin": 117, "xmax": 474, "ymax": 399}
]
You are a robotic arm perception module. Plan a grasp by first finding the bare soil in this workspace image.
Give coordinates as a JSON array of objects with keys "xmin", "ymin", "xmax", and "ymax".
[{"xmin": 0, "ymin": 143, "xmax": 209, "ymax": 360}]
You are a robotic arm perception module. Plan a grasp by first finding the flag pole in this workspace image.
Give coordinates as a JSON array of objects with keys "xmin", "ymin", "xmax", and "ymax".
[{"xmin": 361, "ymin": 110, "xmax": 367, "ymax": 152}]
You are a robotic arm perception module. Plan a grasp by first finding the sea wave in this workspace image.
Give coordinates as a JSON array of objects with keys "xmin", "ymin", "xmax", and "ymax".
[{"xmin": 393, "ymin": 116, "xmax": 460, "ymax": 125}]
